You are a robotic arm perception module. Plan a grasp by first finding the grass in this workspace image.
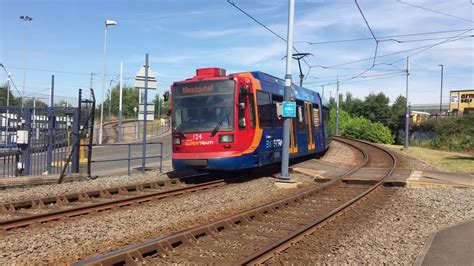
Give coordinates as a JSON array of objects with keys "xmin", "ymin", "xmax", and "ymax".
[{"xmin": 384, "ymin": 144, "xmax": 474, "ymax": 174}]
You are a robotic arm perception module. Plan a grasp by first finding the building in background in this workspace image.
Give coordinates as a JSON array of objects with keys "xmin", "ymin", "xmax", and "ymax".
[{"xmin": 449, "ymin": 90, "xmax": 474, "ymax": 114}]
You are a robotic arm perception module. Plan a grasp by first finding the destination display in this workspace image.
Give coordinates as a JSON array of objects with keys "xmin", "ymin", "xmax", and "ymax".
[{"xmin": 173, "ymin": 80, "xmax": 235, "ymax": 97}]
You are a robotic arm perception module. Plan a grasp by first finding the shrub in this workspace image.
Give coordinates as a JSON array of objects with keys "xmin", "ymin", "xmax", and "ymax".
[
  {"xmin": 343, "ymin": 116, "xmax": 394, "ymax": 144},
  {"xmin": 412, "ymin": 114, "xmax": 473, "ymax": 152},
  {"xmin": 330, "ymin": 107, "xmax": 394, "ymax": 144}
]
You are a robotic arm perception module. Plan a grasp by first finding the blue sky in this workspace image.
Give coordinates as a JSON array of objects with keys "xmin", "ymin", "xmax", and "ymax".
[{"xmin": 1, "ymin": 0, "xmax": 473, "ymax": 106}]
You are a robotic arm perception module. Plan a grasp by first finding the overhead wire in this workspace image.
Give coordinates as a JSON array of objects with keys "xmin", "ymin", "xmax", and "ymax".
[
  {"xmin": 226, "ymin": 0, "xmax": 312, "ymax": 71},
  {"xmin": 0, "ymin": 64, "xmax": 24, "ymax": 97},
  {"xmin": 396, "ymin": 0, "xmax": 474, "ymax": 23},
  {"xmin": 294, "ymin": 28, "xmax": 474, "ymax": 45},
  {"xmin": 387, "ymin": 29, "xmax": 473, "ymax": 65},
  {"xmin": 310, "ymin": 34, "xmax": 472, "ymax": 69},
  {"xmin": 354, "ymin": 0, "xmax": 379, "ymax": 68}
]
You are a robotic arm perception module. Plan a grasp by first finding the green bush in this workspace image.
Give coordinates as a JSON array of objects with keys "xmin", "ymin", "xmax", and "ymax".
[
  {"xmin": 412, "ymin": 114, "xmax": 474, "ymax": 152},
  {"xmin": 343, "ymin": 116, "xmax": 394, "ymax": 144},
  {"xmin": 330, "ymin": 107, "xmax": 394, "ymax": 144}
]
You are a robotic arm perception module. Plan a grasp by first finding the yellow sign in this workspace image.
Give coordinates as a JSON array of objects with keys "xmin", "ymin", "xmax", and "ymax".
[{"xmin": 449, "ymin": 90, "xmax": 474, "ymax": 114}]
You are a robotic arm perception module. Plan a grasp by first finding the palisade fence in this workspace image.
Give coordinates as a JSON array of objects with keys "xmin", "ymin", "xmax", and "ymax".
[{"xmin": 0, "ymin": 106, "xmax": 80, "ymax": 177}]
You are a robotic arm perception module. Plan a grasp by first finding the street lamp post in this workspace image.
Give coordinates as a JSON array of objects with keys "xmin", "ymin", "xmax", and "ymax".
[
  {"xmin": 99, "ymin": 19, "xmax": 117, "ymax": 144},
  {"xmin": 438, "ymin": 64, "xmax": 444, "ymax": 114},
  {"xmin": 19, "ymin": 15, "xmax": 33, "ymax": 108}
]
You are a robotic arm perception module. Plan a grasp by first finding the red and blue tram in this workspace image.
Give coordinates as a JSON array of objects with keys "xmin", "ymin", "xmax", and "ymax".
[{"xmin": 166, "ymin": 68, "xmax": 332, "ymax": 172}]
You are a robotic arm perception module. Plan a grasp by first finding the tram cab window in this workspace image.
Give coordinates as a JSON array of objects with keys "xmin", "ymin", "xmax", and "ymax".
[
  {"xmin": 257, "ymin": 91, "xmax": 272, "ymax": 128},
  {"xmin": 272, "ymin": 94, "xmax": 284, "ymax": 128},
  {"xmin": 238, "ymin": 90, "xmax": 246, "ymax": 129},
  {"xmin": 249, "ymin": 94, "xmax": 256, "ymax": 128}
]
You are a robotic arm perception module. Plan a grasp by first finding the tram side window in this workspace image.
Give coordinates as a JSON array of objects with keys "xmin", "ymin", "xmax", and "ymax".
[
  {"xmin": 249, "ymin": 94, "xmax": 256, "ymax": 128},
  {"xmin": 272, "ymin": 94, "xmax": 284, "ymax": 128},
  {"xmin": 297, "ymin": 101, "xmax": 306, "ymax": 132},
  {"xmin": 313, "ymin": 104, "xmax": 320, "ymax": 130},
  {"xmin": 257, "ymin": 91, "xmax": 272, "ymax": 128}
]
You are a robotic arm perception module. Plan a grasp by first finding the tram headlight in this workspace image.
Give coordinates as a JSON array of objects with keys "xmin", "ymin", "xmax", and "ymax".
[
  {"xmin": 173, "ymin": 137, "xmax": 181, "ymax": 145},
  {"xmin": 219, "ymin": 134, "xmax": 234, "ymax": 143}
]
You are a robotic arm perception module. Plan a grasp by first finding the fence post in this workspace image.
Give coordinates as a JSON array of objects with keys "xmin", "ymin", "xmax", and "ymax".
[
  {"xmin": 71, "ymin": 107, "xmax": 80, "ymax": 173},
  {"xmin": 127, "ymin": 144, "xmax": 131, "ymax": 176},
  {"xmin": 23, "ymin": 108, "xmax": 32, "ymax": 175},
  {"xmin": 47, "ymin": 107, "xmax": 54, "ymax": 174}
]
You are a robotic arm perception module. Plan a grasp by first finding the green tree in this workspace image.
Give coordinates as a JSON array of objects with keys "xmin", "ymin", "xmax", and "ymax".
[
  {"xmin": 103, "ymin": 85, "xmax": 140, "ymax": 119},
  {"xmin": 0, "ymin": 84, "xmax": 20, "ymax": 107},
  {"xmin": 387, "ymin": 95, "xmax": 407, "ymax": 142},
  {"xmin": 355, "ymin": 92, "xmax": 390, "ymax": 123}
]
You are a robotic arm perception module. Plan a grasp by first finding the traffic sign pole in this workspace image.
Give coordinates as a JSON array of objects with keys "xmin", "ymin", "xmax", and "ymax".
[{"xmin": 280, "ymin": 0, "xmax": 295, "ymax": 181}]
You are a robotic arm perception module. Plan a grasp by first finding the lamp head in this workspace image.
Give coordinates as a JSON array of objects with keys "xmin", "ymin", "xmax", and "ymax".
[
  {"xmin": 20, "ymin": 16, "xmax": 33, "ymax": 21},
  {"xmin": 105, "ymin": 20, "xmax": 117, "ymax": 26}
]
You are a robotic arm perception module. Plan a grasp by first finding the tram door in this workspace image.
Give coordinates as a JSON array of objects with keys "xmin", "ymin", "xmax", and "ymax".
[
  {"xmin": 305, "ymin": 102, "xmax": 315, "ymax": 150},
  {"xmin": 289, "ymin": 118, "xmax": 298, "ymax": 154}
]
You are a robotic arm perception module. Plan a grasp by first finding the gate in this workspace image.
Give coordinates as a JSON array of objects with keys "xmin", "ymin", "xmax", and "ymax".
[{"xmin": 0, "ymin": 90, "xmax": 94, "ymax": 178}]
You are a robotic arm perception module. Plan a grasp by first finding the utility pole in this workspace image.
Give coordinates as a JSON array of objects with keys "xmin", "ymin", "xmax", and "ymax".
[
  {"xmin": 280, "ymin": 0, "xmax": 295, "ymax": 181},
  {"xmin": 404, "ymin": 57, "xmax": 410, "ymax": 151},
  {"xmin": 118, "ymin": 62, "xmax": 123, "ymax": 143},
  {"xmin": 320, "ymin": 85, "xmax": 325, "ymax": 98},
  {"xmin": 336, "ymin": 76, "xmax": 340, "ymax": 136},
  {"xmin": 438, "ymin": 64, "xmax": 444, "ymax": 114}
]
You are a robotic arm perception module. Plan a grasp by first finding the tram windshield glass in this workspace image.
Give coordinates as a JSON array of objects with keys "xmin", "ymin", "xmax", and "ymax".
[{"xmin": 172, "ymin": 80, "xmax": 235, "ymax": 133}]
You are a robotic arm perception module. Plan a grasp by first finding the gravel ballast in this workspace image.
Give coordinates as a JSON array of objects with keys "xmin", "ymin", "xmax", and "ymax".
[
  {"xmin": 0, "ymin": 174, "xmax": 315, "ymax": 264},
  {"xmin": 0, "ymin": 171, "xmax": 169, "ymax": 203},
  {"xmin": 268, "ymin": 187, "xmax": 474, "ymax": 265}
]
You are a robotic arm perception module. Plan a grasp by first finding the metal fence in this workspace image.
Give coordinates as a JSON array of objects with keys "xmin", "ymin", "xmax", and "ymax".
[
  {"xmin": 0, "ymin": 106, "xmax": 80, "ymax": 177},
  {"xmin": 0, "ymin": 149, "xmax": 20, "ymax": 177},
  {"xmin": 89, "ymin": 142, "xmax": 164, "ymax": 176}
]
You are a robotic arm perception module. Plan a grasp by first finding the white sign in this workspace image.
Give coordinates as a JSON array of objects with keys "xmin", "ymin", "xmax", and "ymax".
[
  {"xmin": 139, "ymin": 103, "xmax": 155, "ymax": 114},
  {"xmin": 138, "ymin": 103, "xmax": 155, "ymax": 121},
  {"xmin": 138, "ymin": 113, "xmax": 155, "ymax": 121},
  {"xmin": 134, "ymin": 65, "xmax": 157, "ymax": 89},
  {"xmin": 451, "ymin": 95, "xmax": 458, "ymax": 103}
]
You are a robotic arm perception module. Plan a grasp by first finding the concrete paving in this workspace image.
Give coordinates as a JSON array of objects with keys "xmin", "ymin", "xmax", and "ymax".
[{"xmin": 415, "ymin": 220, "xmax": 474, "ymax": 266}]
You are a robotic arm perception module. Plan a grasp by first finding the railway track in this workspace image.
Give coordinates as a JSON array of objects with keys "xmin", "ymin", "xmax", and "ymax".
[
  {"xmin": 75, "ymin": 137, "xmax": 396, "ymax": 265},
  {"xmin": 0, "ymin": 174, "xmax": 224, "ymax": 231}
]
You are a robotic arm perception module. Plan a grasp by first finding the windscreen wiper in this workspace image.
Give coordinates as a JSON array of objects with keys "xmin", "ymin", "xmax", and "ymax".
[
  {"xmin": 210, "ymin": 109, "xmax": 230, "ymax": 137},
  {"xmin": 174, "ymin": 124, "xmax": 186, "ymax": 138}
]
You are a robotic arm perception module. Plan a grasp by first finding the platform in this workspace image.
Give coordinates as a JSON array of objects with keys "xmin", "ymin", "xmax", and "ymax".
[
  {"xmin": 291, "ymin": 159, "xmax": 473, "ymax": 188},
  {"xmin": 415, "ymin": 220, "xmax": 474, "ymax": 266}
]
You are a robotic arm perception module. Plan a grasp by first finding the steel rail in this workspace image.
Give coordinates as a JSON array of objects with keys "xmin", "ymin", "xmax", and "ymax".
[
  {"xmin": 0, "ymin": 179, "xmax": 225, "ymax": 231},
  {"xmin": 74, "ymin": 138, "xmax": 370, "ymax": 266},
  {"xmin": 239, "ymin": 136, "xmax": 397, "ymax": 264},
  {"xmin": 0, "ymin": 179, "xmax": 180, "ymax": 212}
]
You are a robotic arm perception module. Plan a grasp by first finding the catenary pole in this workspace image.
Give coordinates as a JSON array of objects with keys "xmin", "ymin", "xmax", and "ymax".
[
  {"xmin": 404, "ymin": 57, "xmax": 410, "ymax": 151},
  {"xmin": 119, "ymin": 62, "xmax": 123, "ymax": 143},
  {"xmin": 280, "ymin": 0, "xmax": 295, "ymax": 180},
  {"xmin": 439, "ymin": 64, "xmax": 444, "ymax": 114},
  {"xmin": 336, "ymin": 76, "xmax": 340, "ymax": 136}
]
